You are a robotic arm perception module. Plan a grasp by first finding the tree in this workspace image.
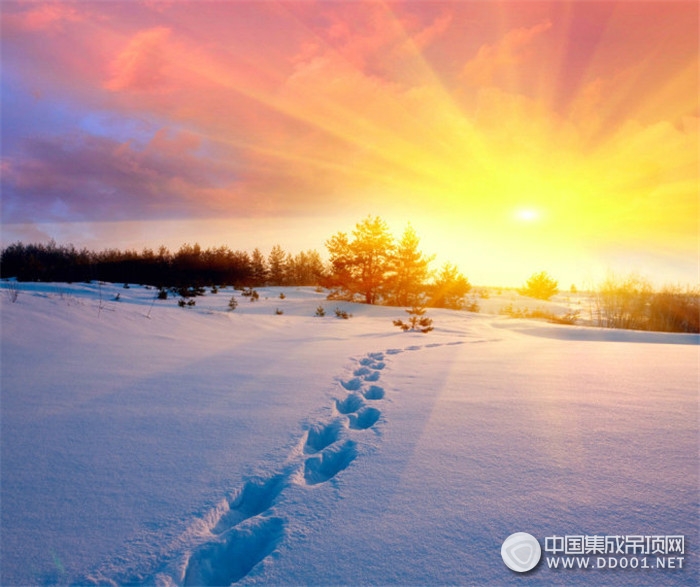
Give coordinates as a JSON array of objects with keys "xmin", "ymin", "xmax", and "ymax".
[
  {"xmin": 519, "ymin": 271, "xmax": 559, "ymax": 301},
  {"xmin": 326, "ymin": 216, "xmax": 394, "ymax": 304},
  {"xmin": 287, "ymin": 249, "xmax": 325, "ymax": 285},
  {"xmin": 268, "ymin": 245, "xmax": 287, "ymax": 285},
  {"xmin": 429, "ymin": 262, "xmax": 471, "ymax": 309},
  {"xmin": 386, "ymin": 224, "xmax": 433, "ymax": 307},
  {"xmin": 250, "ymin": 248, "xmax": 268, "ymax": 285}
]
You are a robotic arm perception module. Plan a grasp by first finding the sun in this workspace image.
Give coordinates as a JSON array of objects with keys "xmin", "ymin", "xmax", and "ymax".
[{"xmin": 514, "ymin": 208, "xmax": 541, "ymax": 223}]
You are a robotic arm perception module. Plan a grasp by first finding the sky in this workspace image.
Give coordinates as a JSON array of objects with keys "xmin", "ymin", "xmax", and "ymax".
[{"xmin": 1, "ymin": 0, "xmax": 698, "ymax": 288}]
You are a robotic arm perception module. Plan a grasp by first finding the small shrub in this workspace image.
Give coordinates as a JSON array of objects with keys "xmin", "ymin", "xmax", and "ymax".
[
  {"xmin": 315, "ymin": 305, "xmax": 326, "ymax": 317},
  {"xmin": 393, "ymin": 306, "xmax": 433, "ymax": 333},
  {"xmin": 178, "ymin": 299, "xmax": 186, "ymax": 307},
  {"xmin": 335, "ymin": 307, "xmax": 352, "ymax": 319},
  {"xmin": 549, "ymin": 311, "xmax": 579, "ymax": 325},
  {"xmin": 123, "ymin": 283, "xmax": 130, "ymax": 289},
  {"xmin": 228, "ymin": 296, "xmax": 238, "ymax": 311},
  {"xmin": 157, "ymin": 288, "xmax": 168, "ymax": 300},
  {"xmin": 211, "ymin": 286, "xmax": 219, "ymax": 294},
  {"xmin": 176, "ymin": 285, "xmax": 205, "ymax": 298},
  {"xmin": 242, "ymin": 288, "xmax": 260, "ymax": 301},
  {"xmin": 279, "ymin": 292, "xmax": 286, "ymax": 299},
  {"xmin": 114, "ymin": 293, "xmax": 121, "ymax": 301},
  {"xmin": 275, "ymin": 308, "xmax": 284, "ymax": 315},
  {"xmin": 501, "ymin": 304, "xmax": 579, "ymax": 325},
  {"xmin": 5, "ymin": 282, "xmax": 19, "ymax": 303},
  {"xmin": 187, "ymin": 299, "xmax": 196, "ymax": 307},
  {"xmin": 500, "ymin": 303, "xmax": 527, "ymax": 318}
]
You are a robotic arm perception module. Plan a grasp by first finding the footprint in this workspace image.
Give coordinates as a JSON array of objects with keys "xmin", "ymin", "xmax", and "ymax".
[
  {"xmin": 368, "ymin": 352, "xmax": 384, "ymax": 360},
  {"xmin": 386, "ymin": 348, "xmax": 402, "ymax": 355},
  {"xmin": 362, "ymin": 385, "xmax": 385, "ymax": 400},
  {"xmin": 348, "ymin": 407, "xmax": 381, "ymax": 430},
  {"xmin": 426, "ymin": 343, "xmax": 442, "ymax": 348},
  {"xmin": 304, "ymin": 420, "xmax": 343, "ymax": 454},
  {"xmin": 406, "ymin": 345, "xmax": 421, "ymax": 351},
  {"xmin": 335, "ymin": 394, "xmax": 363, "ymax": 415},
  {"xmin": 184, "ymin": 516, "xmax": 285, "ymax": 586},
  {"xmin": 359, "ymin": 357, "xmax": 385, "ymax": 370},
  {"xmin": 340, "ymin": 377, "xmax": 362, "ymax": 391},
  {"xmin": 363, "ymin": 371, "xmax": 380, "ymax": 382},
  {"xmin": 212, "ymin": 475, "xmax": 285, "ymax": 534},
  {"xmin": 303, "ymin": 440, "xmax": 357, "ymax": 485},
  {"xmin": 353, "ymin": 366, "xmax": 372, "ymax": 377}
]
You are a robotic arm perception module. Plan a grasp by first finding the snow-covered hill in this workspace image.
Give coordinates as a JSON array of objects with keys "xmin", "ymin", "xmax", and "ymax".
[{"xmin": 1, "ymin": 282, "xmax": 697, "ymax": 586}]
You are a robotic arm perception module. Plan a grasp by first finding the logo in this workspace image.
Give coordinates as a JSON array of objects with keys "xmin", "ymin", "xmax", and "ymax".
[{"xmin": 501, "ymin": 532, "xmax": 542, "ymax": 573}]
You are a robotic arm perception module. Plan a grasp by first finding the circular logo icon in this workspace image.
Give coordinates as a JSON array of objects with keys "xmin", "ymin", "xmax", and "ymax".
[{"xmin": 501, "ymin": 532, "xmax": 541, "ymax": 573}]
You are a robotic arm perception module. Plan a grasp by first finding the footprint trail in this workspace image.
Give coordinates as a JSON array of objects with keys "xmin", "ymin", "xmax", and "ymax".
[{"xmin": 143, "ymin": 341, "xmax": 462, "ymax": 585}]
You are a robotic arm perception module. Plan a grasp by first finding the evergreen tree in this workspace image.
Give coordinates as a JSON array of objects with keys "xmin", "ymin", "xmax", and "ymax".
[
  {"xmin": 387, "ymin": 224, "xmax": 433, "ymax": 307},
  {"xmin": 250, "ymin": 248, "xmax": 268, "ymax": 286},
  {"xmin": 268, "ymin": 244, "xmax": 287, "ymax": 285},
  {"xmin": 429, "ymin": 262, "xmax": 471, "ymax": 309},
  {"xmin": 518, "ymin": 271, "xmax": 559, "ymax": 300},
  {"xmin": 326, "ymin": 216, "xmax": 394, "ymax": 304}
]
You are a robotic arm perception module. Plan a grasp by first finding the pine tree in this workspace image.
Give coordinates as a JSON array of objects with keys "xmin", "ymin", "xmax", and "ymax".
[
  {"xmin": 268, "ymin": 244, "xmax": 287, "ymax": 286},
  {"xmin": 429, "ymin": 262, "xmax": 471, "ymax": 309},
  {"xmin": 387, "ymin": 224, "xmax": 433, "ymax": 307},
  {"xmin": 518, "ymin": 271, "xmax": 559, "ymax": 300},
  {"xmin": 326, "ymin": 216, "xmax": 394, "ymax": 304},
  {"xmin": 250, "ymin": 248, "xmax": 268, "ymax": 286}
]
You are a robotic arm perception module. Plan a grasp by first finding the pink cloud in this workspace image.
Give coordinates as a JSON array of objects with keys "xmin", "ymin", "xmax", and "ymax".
[
  {"xmin": 462, "ymin": 20, "xmax": 553, "ymax": 86},
  {"xmin": 2, "ymin": 2, "xmax": 83, "ymax": 32},
  {"xmin": 105, "ymin": 27, "xmax": 173, "ymax": 92}
]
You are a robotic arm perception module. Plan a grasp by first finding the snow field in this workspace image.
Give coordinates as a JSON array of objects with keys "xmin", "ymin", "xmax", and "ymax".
[{"xmin": 1, "ymin": 282, "xmax": 697, "ymax": 586}]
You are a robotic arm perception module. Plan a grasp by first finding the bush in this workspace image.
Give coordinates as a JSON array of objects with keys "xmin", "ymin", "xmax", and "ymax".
[
  {"xmin": 275, "ymin": 308, "xmax": 284, "ymax": 315},
  {"xmin": 315, "ymin": 305, "xmax": 326, "ymax": 317},
  {"xmin": 393, "ymin": 306, "xmax": 433, "ymax": 333},
  {"xmin": 279, "ymin": 292, "xmax": 286, "ymax": 299},
  {"xmin": 500, "ymin": 304, "xmax": 578, "ymax": 325},
  {"xmin": 335, "ymin": 307, "xmax": 352, "ymax": 319},
  {"xmin": 593, "ymin": 275, "xmax": 699, "ymax": 333},
  {"xmin": 157, "ymin": 288, "xmax": 168, "ymax": 300},
  {"xmin": 228, "ymin": 296, "xmax": 238, "ymax": 311}
]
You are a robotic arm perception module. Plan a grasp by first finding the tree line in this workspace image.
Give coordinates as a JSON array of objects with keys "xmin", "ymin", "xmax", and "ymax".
[
  {"xmin": 0, "ymin": 241, "xmax": 325, "ymax": 288},
  {"xmin": 0, "ymin": 216, "xmax": 473, "ymax": 309}
]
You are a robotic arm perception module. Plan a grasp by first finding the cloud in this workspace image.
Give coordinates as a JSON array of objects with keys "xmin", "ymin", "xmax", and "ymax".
[
  {"xmin": 105, "ymin": 27, "xmax": 173, "ymax": 92},
  {"xmin": 462, "ymin": 20, "xmax": 553, "ymax": 86},
  {"xmin": 1, "ymin": 2, "xmax": 84, "ymax": 33},
  {"xmin": 1, "ymin": 130, "xmax": 241, "ymax": 223}
]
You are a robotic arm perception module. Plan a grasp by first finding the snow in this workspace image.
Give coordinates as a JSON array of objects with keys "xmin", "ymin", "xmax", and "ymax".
[{"xmin": 1, "ymin": 282, "xmax": 697, "ymax": 586}]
